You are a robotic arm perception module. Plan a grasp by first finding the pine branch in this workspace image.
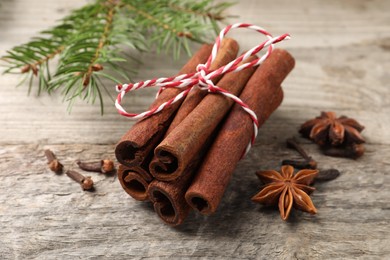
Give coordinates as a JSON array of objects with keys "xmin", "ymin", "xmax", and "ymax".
[{"xmin": 2, "ymin": 0, "xmax": 233, "ymax": 114}]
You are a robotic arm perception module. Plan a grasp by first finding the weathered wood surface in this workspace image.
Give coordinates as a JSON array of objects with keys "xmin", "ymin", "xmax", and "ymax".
[{"xmin": 0, "ymin": 0, "xmax": 389, "ymax": 259}]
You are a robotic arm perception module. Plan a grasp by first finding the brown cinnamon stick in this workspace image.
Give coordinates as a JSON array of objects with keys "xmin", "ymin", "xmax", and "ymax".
[
  {"xmin": 162, "ymin": 38, "xmax": 240, "ymax": 137},
  {"xmin": 147, "ymin": 120, "xmax": 222, "ymax": 225},
  {"xmin": 166, "ymin": 39, "xmax": 238, "ymax": 134},
  {"xmin": 148, "ymin": 167, "xmax": 194, "ymax": 226},
  {"xmin": 115, "ymin": 43, "xmax": 213, "ymax": 168},
  {"xmin": 185, "ymin": 48, "xmax": 295, "ymax": 215},
  {"xmin": 150, "ymin": 55, "xmax": 258, "ymax": 181},
  {"xmin": 117, "ymin": 164, "xmax": 152, "ymax": 201},
  {"xmin": 115, "ymin": 39, "xmax": 238, "ymax": 168},
  {"xmin": 147, "ymin": 56, "xmax": 257, "ymax": 225}
]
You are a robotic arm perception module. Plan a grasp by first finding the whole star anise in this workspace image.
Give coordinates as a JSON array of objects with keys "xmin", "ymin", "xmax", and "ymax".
[
  {"xmin": 252, "ymin": 165, "xmax": 318, "ymax": 221},
  {"xmin": 300, "ymin": 111, "xmax": 365, "ymax": 146}
]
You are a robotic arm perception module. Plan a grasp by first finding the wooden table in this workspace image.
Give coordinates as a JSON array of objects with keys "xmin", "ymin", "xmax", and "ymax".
[{"xmin": 1, "ymin": 0, "xmax": 389, "ymax": 258}]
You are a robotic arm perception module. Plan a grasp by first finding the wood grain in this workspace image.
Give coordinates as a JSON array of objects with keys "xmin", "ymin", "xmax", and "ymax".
[{"xmin": 0, "ymin": 0, "xmax": 389, "ymax": 259}]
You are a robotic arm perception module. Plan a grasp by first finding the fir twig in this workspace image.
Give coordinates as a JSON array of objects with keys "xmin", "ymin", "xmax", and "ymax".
[{"xmin": 2, "ymin": 0, "xmax": 233, "ymax": 114}]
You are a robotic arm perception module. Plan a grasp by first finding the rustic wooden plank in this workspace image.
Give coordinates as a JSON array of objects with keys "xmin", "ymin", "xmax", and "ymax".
[
  {"xmin": 0, "ymin": 140, "xmax": 388, "ymax": 259},
  {"xmin": 0, "ymin": 0, "xmax": 389, "ymax": 259}
]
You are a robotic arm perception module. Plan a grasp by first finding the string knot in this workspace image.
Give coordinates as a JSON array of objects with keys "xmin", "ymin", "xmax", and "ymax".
[
  {"xmin": 195, "ymin": 63, "xmax": 215, "ymax": 92},
  {"xmin": 115, "ymin": 23, "xmax": 290, "ymax": 156}
]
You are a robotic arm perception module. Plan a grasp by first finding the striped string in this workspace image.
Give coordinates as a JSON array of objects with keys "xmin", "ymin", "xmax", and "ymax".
[{"xmin": 115, "ymin": 23, "xmax": 290, "ymax": 156}]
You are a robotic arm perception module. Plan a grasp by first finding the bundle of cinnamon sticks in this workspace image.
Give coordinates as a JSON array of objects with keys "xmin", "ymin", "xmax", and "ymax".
[{"xmin": 116, "ymin": 39, "xmax": 295, "ymax": 226}]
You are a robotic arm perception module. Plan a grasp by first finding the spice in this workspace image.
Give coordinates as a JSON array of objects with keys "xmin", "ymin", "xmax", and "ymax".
[
  {"xmin": 44, "ymin": 149, "xmax": 63, "ymax": 174},
  {"xmin": 66, "ymin": 170, "xmax": 94, "ymax": 191},
  {"xmin": 185, "ymin": 49, "xmax": 294, "ymax": 214},
  {"xmin": 252, "ymin": 165, "xmax": 318, "ymax": 221},
  {"xmin": 322, "ymin": 143, "xmax": 365, "ymax": 159},
  {"xmin": 115, "ymin": 39, "xmax": 238, "ymax": 168},
  {"xmin": 117, "ymin": 164, "xmax": 152, "ymax": 201},
  {"xmin": 115, "ymin": 43, "xmax": 213, "ymax": 167},
  {"xmin": 315, "ymin": 169, "xmax": 340, "ymax": 182},
  {"xmin": 282, "ymin": 137, "xmax": 317, "ymax": 169},
  {"xmin": 148, "ymin": 169, "xmax": 194, "ymax": 226},
  {"xmin": 77, "ymin": 159, "xmax": 115, "ymax": 174},
  {"xmin": 163, "ymin": 39, "xmax": 239, "ymax": 139},
  {"xmin": 300, "ymin": 111, "xmax": 365, "ymax": 146},
  {"xmin": 150, "ymin": 54, "xmax": 256, "ymax": 181}
]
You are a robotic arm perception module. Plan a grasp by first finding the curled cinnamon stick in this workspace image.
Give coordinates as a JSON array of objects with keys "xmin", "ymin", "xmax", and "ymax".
[
  {"xmin": 185, "ymin": 49, "xmax": 295, "ymax": 215},
  {"xmin": 115, "ymin": 39, "xmax": 238, "ymax": 169},
  {"xmin": 117, "ymin": 164, "xmax": 152, "ymax": 201},
  {"xmin": 150, "ymin": 55, "xmax": 258, "ymax": 181},
  {"xmin": 147, "ymin": 124, "xmax": 220, "ymax": 225},
  {"xmin": 166, "ymin": 38, "xmax": 239, "ymax": 133},
  {"xmin": 148, "ymin": 55, "xmax": 258, "ymax": 225},
  {"xmin": 115, "ymin": 43, "xmax": 213, "ymax": 168},
  {"xmin": 148, "ymin": 169, "xmax": 193, "ymax": 226}
]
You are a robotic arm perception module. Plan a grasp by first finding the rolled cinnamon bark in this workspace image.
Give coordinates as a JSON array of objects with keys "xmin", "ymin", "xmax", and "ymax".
[
  {"xmin": 150, "ymin": 56, "xmax": 258, "ymax": 181},
  {"xmin": 147, "ymin": 121, "xmax": 222, "ymax": 225},
  {"xmin": 161, "ymin": 38, "xmax": 240, "ymax": 137},
  {"xmin": 165, "ymin": 38, "xmax": 238, "ymax": 134},
  {"xmin": 147, "ymin": 56, "xmax": 257, "ymax": 225},
  {"xmin": 115, "ymin": 39, "xmax": 238, "ymax": 168},
  {"xmin": 117, "ymin": 164, "xmax": 152, "ymax": 201},
  {"xmin": 185, "ymin": 48, "xmax": 295, "ymax": 214},
  {"xmin": 148, "ymin": 167, "xmax": 194, "ymax": 226}
]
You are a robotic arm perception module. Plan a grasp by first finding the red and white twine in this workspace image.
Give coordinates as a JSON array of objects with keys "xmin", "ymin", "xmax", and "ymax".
[{"xmin": 115, "ymin": 23, "xmax": 290, "ymax": 156}]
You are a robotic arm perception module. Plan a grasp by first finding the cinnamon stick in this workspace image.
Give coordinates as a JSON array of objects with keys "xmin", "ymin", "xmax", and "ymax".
[
  {"xmin": 147, "ymin": 121, "xmax": 222, "ymax": 225},
  {"xmin": 148, "ymin": 167, "xmax": 194, "ymax": 226},
  {"xmin": 150, "ymin": 56, "xmax": 258, "ymax": 181},
  {"xmin": 115, "ymin": 39, "xmax": 238, "ymax": 168},
  {"xmin": 115, "ymin": 43, "xmax": 213, "ymax": 168},
  {"xmin": 185, "ymin": 48, "xmax": 295, "ymax": 215},
  {"xmin": 162, "ymin": 38, "xmax": 240, "ymax": 137},
  {"xmin": 147, "ymin": 56, "xmax": 257, "ymax": 225},
  {"xmin": 117, "ymin": 164, "xmax": 152, "ymax": 201},
  {"xmin": 166, "ymin": 39, "xmax": 239, "ymax": 134}
]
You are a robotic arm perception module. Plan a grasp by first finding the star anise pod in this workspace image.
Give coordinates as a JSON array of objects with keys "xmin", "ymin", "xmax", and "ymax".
[
  {"xmin": 252, "ymin": 165, "xmax": 318, "ymax": 221},
  {"xmin": 300, "ymin": 111, "xmax": 365, "ymax": 146}
]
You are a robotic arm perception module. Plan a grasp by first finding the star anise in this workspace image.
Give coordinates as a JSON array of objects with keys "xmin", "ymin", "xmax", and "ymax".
[
  {"xmin": 252, "ymin": 165, "xmax": 318, "ymax": 221},
  {"xmin": 300, "ymin": 111, "xmax": 365, "ymax": 146}
]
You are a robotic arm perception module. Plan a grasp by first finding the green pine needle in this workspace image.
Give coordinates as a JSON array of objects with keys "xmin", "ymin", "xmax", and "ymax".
[{"xmin": 2, "ymin": 0, "xmax": 233, "ymax": 114}]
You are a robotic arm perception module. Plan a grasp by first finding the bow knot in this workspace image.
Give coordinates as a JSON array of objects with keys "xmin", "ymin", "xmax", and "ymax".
[{"xmin": 196, "ymin": 63, "xmax": 216, "ymax": 92}]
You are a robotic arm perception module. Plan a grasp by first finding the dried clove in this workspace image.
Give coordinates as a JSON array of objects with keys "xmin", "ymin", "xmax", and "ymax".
[
  {"xmin": 66, "ymin": 170, "xmax": 94, "ymax": 191},
  {"xmin": 315, "ymin": 169, "xmax": 341, "ymax": 182},
  {"xmin": 77, "ymin": 159, "xmax": 115, "ymax": 174},
  {"xmin": 281, "ymin": 159, "xmax": 317, "ymax": 169},
  {"xmin": 44, "ymin": 149, "xmax": 63, "ymax": 174},
  {"xmin": 322, "ymin": 143, "xmax": 365, "ymax": 159},
  {"xmin": 284, "ymin": 137, "xmax": 317, "ymax": 169}
]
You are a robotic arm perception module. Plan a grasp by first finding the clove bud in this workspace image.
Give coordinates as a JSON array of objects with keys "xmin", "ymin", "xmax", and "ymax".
[
  {"xmin": 322, "ymin": 143, "xmax": 365, "ymax": 159},
  {"xmin": 77, "ymin": 159, "xmax": 115, "ymax": 174},
  {"xmin": 315, "ymin": 169, "xmax": 341, "ymax": 182},
  {"xmin": 44, "ymin": 149, "xmax": 63, "ymax": 174},
  {"xmin": 66, "ymin": 170, "xmax": 94, "ymax": 191},
  {"xmin": 281, "ymin": 159, "xmax": 317, "ymax": 169},
  {"xmin": 284, "ymin": 137, "xmax": 318, "ymax": 169}
]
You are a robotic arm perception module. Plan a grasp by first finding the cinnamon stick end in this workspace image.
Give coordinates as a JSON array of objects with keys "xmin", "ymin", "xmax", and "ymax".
[
  {"xmin": 185, "ymin": 193, "xmax": 213, "ymax": 215},
  {"xmin": 148, "ymin": 185, "xmax": 189, "ymax": 227},
  {"xmin": 150, "ymin": 149, "xmax": 180, "ymax": 181},
  {"xmin": 118, "ymin": 166, "xmax": 149, "ymax": 201},
  {"xmin": 115, "ymin": 141, "xmax": 142, "ymax": 167}
]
